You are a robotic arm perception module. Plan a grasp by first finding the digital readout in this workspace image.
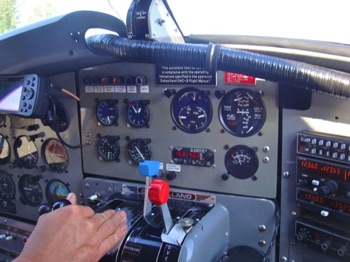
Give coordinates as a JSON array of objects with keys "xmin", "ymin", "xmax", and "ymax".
[
  {"xmin": 297, "ymin": 157, "xmax": 350, "ymax": 182},
  {"xmin": 172, "ymin": 146, "xmax": 214, "ymax": 167},
  {"xmin": 297, "ymin": 189, "xmax": 350, "ymax": 215}
]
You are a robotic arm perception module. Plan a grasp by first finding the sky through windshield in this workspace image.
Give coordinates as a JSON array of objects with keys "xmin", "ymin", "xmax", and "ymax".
[{"xmin": 9, "ymin": 0, "xmax": 350, "ymax": 44}]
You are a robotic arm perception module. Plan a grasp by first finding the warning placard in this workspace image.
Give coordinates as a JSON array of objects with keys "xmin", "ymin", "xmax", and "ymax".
[{"xmin": 156, "ymin": 65, "xmax": 216, "ymax": 86}]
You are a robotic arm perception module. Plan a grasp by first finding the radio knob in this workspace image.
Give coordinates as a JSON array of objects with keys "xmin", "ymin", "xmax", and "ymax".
[{"xmin": 316, "ymin": 180, "xmax": 338, "ymax": 196}]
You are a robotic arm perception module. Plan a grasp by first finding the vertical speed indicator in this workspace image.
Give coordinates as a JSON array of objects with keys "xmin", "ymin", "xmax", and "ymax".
[{"xmin": 219, "ymin": 88, "xmax": 266, "ymax": 137}]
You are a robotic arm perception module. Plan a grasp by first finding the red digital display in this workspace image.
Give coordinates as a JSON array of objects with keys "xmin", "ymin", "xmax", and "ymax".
[
  {"xmin": 297, "ymin": 189, "xmax": 350, "ymax": 215},
  {"xmin": 171, "ymin": 146, "xmax": 214, "ymax": 167},
  {"xmin": 297, "ymin": 157, "xmax": 350, "ymax": 182}
]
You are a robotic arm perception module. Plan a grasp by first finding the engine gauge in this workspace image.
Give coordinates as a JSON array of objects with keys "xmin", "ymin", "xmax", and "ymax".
[
  {"xmin": 126, "ymin": 138, "xmax": 151, "ymax": 165},
  {"xmin": 219, "ymin": 88, "xmax": 266, "ymax": 137},
  {"xmin": 125, "ymin": 100, "xmax": 150, "ymax": 128},
  {"xmin": 42, "ymin": 138, "xmax": 69, "ymax": 172},
  {"xmin": 14, "ymin": 135, "xmax": 38, "ymax": 169},
  {"xmin": 46, "ymin": 179, "xmax": 70, "ymax": 204},
  {"xmin": 0, "ymin": 170, "xmax": 16, "ymax": 199},
  {"xmin": 96, "ymin": 99, "xmax": 118, "ymax": 126},
  {"xmin": 224, "ymin": 145, "xmax": 259, "ymax": 179},
  {"xmin": 171, "ymin": 87, "xmax": 212, "ymax": 133},
  {"xmin": 97, "ymin": 135, "xmax": 120, "ymax": 161},
  {"xmin": 0, "ymin": 134, "xmax": 11, "ymax": 165},
  {"xmin": 18, "ymin": 174, "xmax": 43, "ymax": 206}
]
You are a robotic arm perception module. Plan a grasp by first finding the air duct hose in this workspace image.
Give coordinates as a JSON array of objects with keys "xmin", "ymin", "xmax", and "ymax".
[{"xmin": 86, "ymin": 34, "xmax": 350, "ymax": 99}]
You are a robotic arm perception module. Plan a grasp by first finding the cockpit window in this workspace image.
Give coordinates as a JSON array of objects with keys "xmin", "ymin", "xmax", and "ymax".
[{"xmin": 1, "ymin": 0, "xmax": 349, "ymax": 44}]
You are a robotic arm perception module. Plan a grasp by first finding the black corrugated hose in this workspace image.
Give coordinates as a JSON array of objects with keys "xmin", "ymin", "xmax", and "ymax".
[{"xmin": 86, "ymin": 34, "xmax": 350, "ymax": 99}]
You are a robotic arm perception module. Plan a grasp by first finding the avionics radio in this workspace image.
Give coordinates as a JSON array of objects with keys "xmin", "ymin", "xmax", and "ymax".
[{"xmin": 296, "ymin": 156, "xmax": 350, "ymax": 221}]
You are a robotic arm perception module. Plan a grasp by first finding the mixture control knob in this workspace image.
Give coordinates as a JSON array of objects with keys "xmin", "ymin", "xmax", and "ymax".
[
  {"xmin": 149, "ymin": 179, "xmax": 170, "ymax": 205},
  {"xmin": 316, "ymin": 180, "xmax": 338, "ymax": 196},
  {"xmin": 148, "ymin": 179, "xmax": 173, "ymax": 234}
]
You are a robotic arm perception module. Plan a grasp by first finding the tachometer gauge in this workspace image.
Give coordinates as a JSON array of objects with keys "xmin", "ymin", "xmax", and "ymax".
[
  {"xmin": 126, "ymin": 138, "xmax": 151, "ymax": 165},
  {"xmin": 219, "ymin": 88, "xmax": 266, "ymax": 137},
  {"xmin": 171, "ymin": 87, "xmax": 212, "ymax": 133},
  {"xmin": 18, "ymin": 174, "xmax": 43, "ymax": 206},
  {"xmin": 42, "ymin": 138, "xmax": 69, "ymax": 172},
  {"xmin": 0, "ymin": 134, "xmax": 11, "ymax": 165},
  {"xmin": 224, "ymin": 145, "xmax": 259, "ymax": 179},
  {"xmin": 125, "ymin": 100, "xmax": 150, "ymax": 128},
  {"xmin": 46, "ymin": 179, "xmax": 70, "ymax": 204},
  {"xmin": 97, "ymin": 135, "xmax": 120, "ymax": 161},
  {"xmin": 14, "ymin": 135, "xmax": 38, "ymax": 169},
  {"xmin": 0, "ymin": 170, "xmax": 16, "ymax": 199},
  {"xmin": 96, "ymin": 99, "xmax": 118, "ymax": 126}
]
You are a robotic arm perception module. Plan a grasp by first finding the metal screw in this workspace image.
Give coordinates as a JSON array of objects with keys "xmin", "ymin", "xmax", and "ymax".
[
  {"xmin": 263, "ymin": 157, "xmax": 270, "ymax": 163},
  {"xmin": 280, "ymin": 257, "xmax": 287, "ymax": 262},
  {"xmin": 85, "ymin": 183, "xmax": 90, "ymax": 188},
  {"xmin": 263, "ymin": 146, "xmax": 270, "ymax": 152},
  {"xmin": 283, "ymin": 172, "xmax": 290, "ymax": 178},
  {"xmin": 259, "ymin": 240, "xmax": 266, "ymax": 246},
  {"xmin": 259, "ymin": 225, "xmax": 266, "ymax": 232}
]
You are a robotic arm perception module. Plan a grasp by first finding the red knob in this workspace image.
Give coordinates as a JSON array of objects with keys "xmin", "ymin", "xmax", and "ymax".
[{"xmin": 148, "ymin": 179, "xmax": 170, "ymax": 205}]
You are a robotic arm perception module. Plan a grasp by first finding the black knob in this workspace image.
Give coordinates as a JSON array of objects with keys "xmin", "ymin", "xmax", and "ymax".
[
  {"xmin": 221, "ymin": 173, "xmax": 230, "ymax": 181},
  {"xmin": 38, "ymin": 204, "xmax": 51, "ymax": 216},
  {"xmin": 317, "ymin": 180, "xmax": 338, "ymax": 196},
  {"xmin": 165, "ymin": 171, "xmax": 177, "ymax": 181},
  {"xmin": 51, "ymin": 199, "xmax": 71, "ymax": 211}
]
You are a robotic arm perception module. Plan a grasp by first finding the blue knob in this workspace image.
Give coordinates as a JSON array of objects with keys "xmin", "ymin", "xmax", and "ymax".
[{"xmin": 139, "ymin": 160, "xmax": 160, "ymax": 177}]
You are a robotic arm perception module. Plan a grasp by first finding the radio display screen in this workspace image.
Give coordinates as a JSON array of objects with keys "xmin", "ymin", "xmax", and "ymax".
[{"xmin": 0, "ymin": 79, "xmax": 23, "ymax": 112}]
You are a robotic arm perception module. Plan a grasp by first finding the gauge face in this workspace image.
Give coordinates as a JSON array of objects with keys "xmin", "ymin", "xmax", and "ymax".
[
  {"xmin": 97, "ymin": 135, "xmax": 120, "ymax": 161},
  {"xmin": 224, "ymin": 145, "xmax": 259, "ymax": 179},
  {"xmin": 46, "ymin": 179, "xmax": 70, "ymax": 204},
  {"xmin": 126, "ymin": 138, "xmax": 151, "ymax": 165},
  {"xmin": 171, "ymin": 87, "xmax": 212, "ymax": 133},
  {"xmin": 0, "ymin": 134, "xmax": 11, "ymax": 165},
  {"xmin": 96, "ymin": 99, "xmax": 118, "ymax": 126},
  {"xmin": 14, "ymin": 135, "xmax": 38, "ymax": 169},
  {"xmin": 0, "ymin": 170, "xmax": 16, "ymax": 199},
  {"xmin": 125, "ymin": 100, "xmax": 150, "ymax": 128},
  {"xmin": 42, "ymin": 138, "xmax": 69, "ymax": 172},
  {"xmin": 18, "ymin": 174, "xmax": 43, "ymax": 206},
  {"xmin": 219, "ymin": 88, "xmax": 266, "ymax": 137}
]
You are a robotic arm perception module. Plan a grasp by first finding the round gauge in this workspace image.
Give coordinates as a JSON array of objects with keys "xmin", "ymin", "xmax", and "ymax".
[
  {"xmin": 96, "ymin": 99, "xmax": 118, "ymax": 126},
  {"xmin": 219, "ymin": 88, "xmax": 266, "ymax": 137},
  {"xmin": 126, "ymin": 138, "xmax": 151, "ymax": 165},
  {"xmin": 42, "ymin": 138, "xmax": 69, "ymax": 172},
  {"xmin": 0, "ymin": 134, "xmax": 11, "ymax": 165},
  {"xmin": 0, "ymin": 170, "xmax": 16, "ymax": 199},
  {"xmin": 46, "ymin": 179, "xmax": 70, "ymax": 204},
  {"xmin": 18, "ymin": 174, "xmax": 43, "ymax": 206},
  {"xmin": 224, "ymin": 145, "xmax": 259, "ymax": 179},
  {"xmin": 14, "ymin": 135, "xmax": 38, "ymax": 169},
  {"xmin": 125, "ymin": 100, "xmax": 150, "ymax": 128},
  {"xmin": 97, "ymin": 135, "xmax": 120, "ymax": 161},
  {"xmin": 171, "ymin": 87, "xmax": 213, "ymax": 133}
]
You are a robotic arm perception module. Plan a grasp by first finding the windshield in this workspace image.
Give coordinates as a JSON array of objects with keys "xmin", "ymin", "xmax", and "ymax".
[{"xmin": 1, "ymin": 0, "xmax": 349, "ymax": 44}]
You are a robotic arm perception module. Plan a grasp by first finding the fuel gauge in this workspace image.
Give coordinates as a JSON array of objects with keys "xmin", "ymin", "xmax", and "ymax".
[
  {"xmin": 224, "ymin": 145, "xmax": 259, "ymax": 179},
  {"xmin": 96, "ymin": 99, "xmax": 118, "ymax": 126}
]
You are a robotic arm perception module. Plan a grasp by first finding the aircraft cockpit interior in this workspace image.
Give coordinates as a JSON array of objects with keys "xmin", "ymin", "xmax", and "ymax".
[{"xmin": 0, "ymin": 0, "xmax": 350, "ymax": 261}]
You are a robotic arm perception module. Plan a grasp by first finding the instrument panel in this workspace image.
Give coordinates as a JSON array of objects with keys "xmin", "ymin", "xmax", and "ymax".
[
  {"xmin": 0, "ymin": 72, "xmax": 83, "ymax": 221},
  {"xmin": 79, "ymin": 62, "xmax": 279, "ymax": 198}
]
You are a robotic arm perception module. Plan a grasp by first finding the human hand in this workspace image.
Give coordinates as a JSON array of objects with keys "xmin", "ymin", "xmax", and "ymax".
[{"xmin": 14, "ymin": 193, "xmax": 128, "ymax": 262}]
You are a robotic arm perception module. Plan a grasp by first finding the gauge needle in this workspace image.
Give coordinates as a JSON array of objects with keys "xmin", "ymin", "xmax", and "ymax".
[
  {"xmin": 135, "ymin": 146, "xmax": 145, "ymax": 161},
  {"xmin": 132, "ymin": 105, "xmax": 138, "ymax": 113},
  {"xmin": 198, "ymin": 114, "xmax": 206, "ymax": 118}
]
